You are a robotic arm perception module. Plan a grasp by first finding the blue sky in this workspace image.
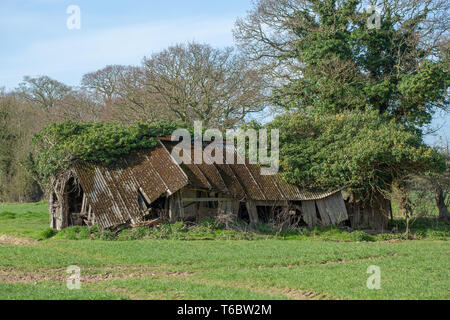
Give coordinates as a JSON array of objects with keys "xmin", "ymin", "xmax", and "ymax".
[
  {"xmin": 0, "ymin": 0, "xmax": 447, "ymax": 144},
  {"xmin": 0, "ymin": 0, "xmax": 252, "ymax": 88}
]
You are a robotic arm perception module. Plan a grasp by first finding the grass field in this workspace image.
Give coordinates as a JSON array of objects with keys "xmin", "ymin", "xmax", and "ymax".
[{"xmin": 0, "ymin": 202, "xmax": 449, "ymax": 300}]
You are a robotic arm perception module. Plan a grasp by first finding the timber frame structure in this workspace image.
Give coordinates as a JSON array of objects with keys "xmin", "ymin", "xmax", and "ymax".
[{"xmin": 49, "ymin": 139, "xmax": 390, "ymax": 231}]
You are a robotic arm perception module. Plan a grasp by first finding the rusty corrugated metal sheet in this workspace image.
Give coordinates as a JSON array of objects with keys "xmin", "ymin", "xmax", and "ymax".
[
  {"xmin": 72, "ymin": 142, "xmax": 188, "ymax": 229},
  {"xmin": 73, "ymin": 140, "xmax": 339, "ymax": 229},
  {"xmin": 162, "ymin": 141, "xmax": 340, "ymax": 201}
]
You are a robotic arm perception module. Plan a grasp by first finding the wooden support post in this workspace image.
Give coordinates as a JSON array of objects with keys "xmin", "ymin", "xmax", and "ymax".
[
  {"xmin": 246, "ymin": 201, "xmax": 259, "ymax": 225},
  {"xmin": 80, "ymin": 193, "xmax": 87, "ymax": 215},
  {"xmin": 87, "ymin": 205, "xmax": 93, "ymax": 225},
  {"xmin": 169, "ymin": 191, "xmax": 184, "ymax": 222}
]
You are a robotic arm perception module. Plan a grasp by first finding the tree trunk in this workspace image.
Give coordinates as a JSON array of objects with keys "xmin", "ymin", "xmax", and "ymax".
[
  {"xmin": 405, "ymin": 214, "xmax": 410, "ymax": 240},
  {"xmin": 397, "ymin": 185, "xmax": 411, "ymax": 239},
  {"xmin": 435, "ymin": 186, "xmax": 449, "ymax": 221}
]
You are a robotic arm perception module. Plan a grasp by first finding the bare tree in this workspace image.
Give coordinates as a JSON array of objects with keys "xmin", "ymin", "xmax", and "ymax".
[
  {"xmin": 52, "ymin": 89, "xmax": 103, "ymax": 123},
  {"xmin": 141, "ymin": 42, "xmax": 269, "ymax": 128},
  {"xmin": 233, "ymin": 0, "xmax": 307, "ymax": 81},
  {"xmin": 81, "ymin": 65, "xmax": 128, "ymax": 104},
  {"xmin": 426, "ymin": 139, "xmax": 450, "ymax": 221},
  {"xmin": 436, "ymin": 139, "xmax": 450, "ymax": 220},
  {"xmin": 17, "ymin": 76, "xmax": 72, "ymax": 110},
  {"xmin": 80, "ymin": 44, "xmax": 269, "ymax": 127},
  {"xmin": 109, "ymin": 66, "xmax": 169, "ymax": 123},
  {"xmin": 81, "ymin": 65, "xmax": 166, "ymax": 123},
  {"xmin": 402, "ymin": 138, "xmax": 450, "ymax": 222}
]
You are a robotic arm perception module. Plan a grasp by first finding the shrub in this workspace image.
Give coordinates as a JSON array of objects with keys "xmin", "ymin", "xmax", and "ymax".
[
  {"xmin": 349, "ymin": 231, "xmax": 375, "ymax": 242},
  {"xmin": 268, "ymin": 110, "xmax": 445, "ymax": 199},
  {"xmin": 41, "ymin": 228, "xmax": 58, "ymax": 239},
  {"xmin": 252, "ymin": 223, "xmax": 274, "ymax": 234},
  {"xmin": 117, "ymin": 227, "xmax": 150, "ymax": 241},
  {"xmin": 376, "ymin": 233, "xmax": 403, "ymax": 241},
  {"xmin": 99, "ymin": 230, "xmax": 117, "ymax": 241},
  {"xmin": 425, "ymin": 230, "xmax": 449, "ymax": 240},
  {"xmin": 55, "ymin": 226, "xmax": 90, "ymax": 240}
]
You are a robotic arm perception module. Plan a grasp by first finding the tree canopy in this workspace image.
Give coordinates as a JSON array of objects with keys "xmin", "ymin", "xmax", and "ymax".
[
  {"xmin": 268, "ymin": 110, "xmax": 446, "ymax": 197},
  {"xmin": 235, "ymin": 0, "xmax": 449, "ymax": 130},
  {"xmin": 235, "ymin": 0, "xmax": 449, "ymax": 197}
]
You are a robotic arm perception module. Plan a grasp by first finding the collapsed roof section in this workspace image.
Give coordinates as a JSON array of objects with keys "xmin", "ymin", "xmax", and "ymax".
[{"xmin": 70, "ymin": 141, "xmax": 341, "ymax": 229}]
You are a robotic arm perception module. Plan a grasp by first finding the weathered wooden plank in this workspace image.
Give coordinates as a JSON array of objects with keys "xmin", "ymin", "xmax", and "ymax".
[
  {"xmin": 333, "ymin": 193, "xmax": 349, "ymax": 223},
  {"xmin": 323, "ymin": 194, "xmax": 344, "ymax": 224},
  {"xmin": 183, "ymin": 198, "xmax": 233, "ymax": 202},
  {"xmin": 301, "ymin": 200, "xmax": 317, "ymax": 226},
  {"xmin": 323, "ymin": 197, "xmax": 337, "ymax": 225},
  {"xmin": 169, "ymin": 191, "xmax": 184, "ymax": 222},
  {"xmin": 131, "ymin": 218, "xmax": 162, "ymax": 228},
  {"xmin": 246, "ymin": 201, "xmax": 259, "ymax": 224},
  {"xmin": 80, "ymin": 193, "xmax": 87, "ymax": 214},
  {"xmin": 316, "ymin": 199, "xmax": 332, "ymax": 225}
]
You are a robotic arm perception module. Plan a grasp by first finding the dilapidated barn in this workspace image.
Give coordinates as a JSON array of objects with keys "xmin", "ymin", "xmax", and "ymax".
[{"xmin": 49, "ymin": 139, "xmax": 388, "ymax": 231}]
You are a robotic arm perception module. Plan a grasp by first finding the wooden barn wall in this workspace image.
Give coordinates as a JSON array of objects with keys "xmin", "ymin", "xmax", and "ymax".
[{"xmin": 345, "ymin": 192, "xmax": 390, "ymax": 230}]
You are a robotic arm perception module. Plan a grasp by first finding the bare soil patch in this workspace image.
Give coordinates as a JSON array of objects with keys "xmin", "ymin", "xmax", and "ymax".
[
  {"xmin": 0, "ymin": 266, "xmax": 196, "ymax": 284},
  {"xmin": 0, "ymin": 234, "xmax": 36, "ymax": 246}
]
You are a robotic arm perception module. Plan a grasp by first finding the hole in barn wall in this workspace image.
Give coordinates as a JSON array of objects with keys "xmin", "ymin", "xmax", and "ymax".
[
  {"xmin": 142, "ymin": 196, "xmax": 166, "ymax": 220},
  {"xmin": 257, "ymin": 206, "xmax": 273, "ymax": 223},
  {"xmin": 65, "ymin": 177, "xmax": 85, "ymax": 226},
  {"xmin": 238, "ymin": 203, "xmax": 250, "ymax": 223}
]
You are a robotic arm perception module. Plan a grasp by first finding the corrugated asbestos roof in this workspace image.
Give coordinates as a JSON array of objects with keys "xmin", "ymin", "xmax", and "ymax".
[
  {"xmin": 163, "ymin": 141, "xmax": 339, "ymax": 201},
  {"xmin": 72, "ymin": 140, "xmax": 339, "ymax": 229},
  {"xmin": 73, "ymin": 142, "xmax": 188, "ymax": 229}
]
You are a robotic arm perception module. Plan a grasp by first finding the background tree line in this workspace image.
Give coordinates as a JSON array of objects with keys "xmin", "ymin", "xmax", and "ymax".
[
  {"xmin": 0, "ymin": 0, "xmax": 448, "ymax": 222},
  {"xmin": 0, "ymin": 43, "xmax": 270, "ymax": 202}
]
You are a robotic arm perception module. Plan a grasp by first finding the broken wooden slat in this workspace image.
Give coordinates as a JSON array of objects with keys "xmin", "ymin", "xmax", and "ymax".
[
  {"xmin": 323, "ymin": 193, "xmax": 348, "ymax": 224},
  {"xmin": 131, "ymin": 218, "xmax": 162, "ymax": 228},
  {"xmin": 301, "ymin": 200, "xmax": 317, "ymax": 226},
  {"xmin": 218, "ymin": 200, "xmax": 240, "ymax": 216},
  {"xmin": 139, "ymin": 187, "xmax": 152, "ymax": 205},
  {"xmin": 80, "ymin": 193, "xmax": 87, "ymax": 214},
  {"xmin": 316, "ymin": 199, "xmax": 332, "ymax": 225}
]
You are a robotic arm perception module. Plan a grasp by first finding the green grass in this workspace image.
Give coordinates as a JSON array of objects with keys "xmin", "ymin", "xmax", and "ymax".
[
  {"xmin": 0, "ymin": 240, "xmax": 449, "ymax": 299},
  {"xmin": 0, "ymin": 202, "xmax": 48, "ymax": 239},
  {"xmin": 0, "ymin": 240, "xmax": 397, "ymax": 270},
  {"xmin": 91, "ymin": 278, "xmax": 286, "ymax": 300},
  {"xmin": 0, "ymin": 282, "xmax": 126, "ymax": 300},
  {"xmin": 388, "ymin": 218, "xmax": 450, "ymax": 240},
  {"xmin": 1, "ymin": 202, "xmax": 449, "ymax": 242},
  {"xmin": 193, "ymin": 241, "xmax": 450, "ymax": 300},
  {"xmin": 0, "ymin": 202, "xmax": 449, "ymax": 300}
]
